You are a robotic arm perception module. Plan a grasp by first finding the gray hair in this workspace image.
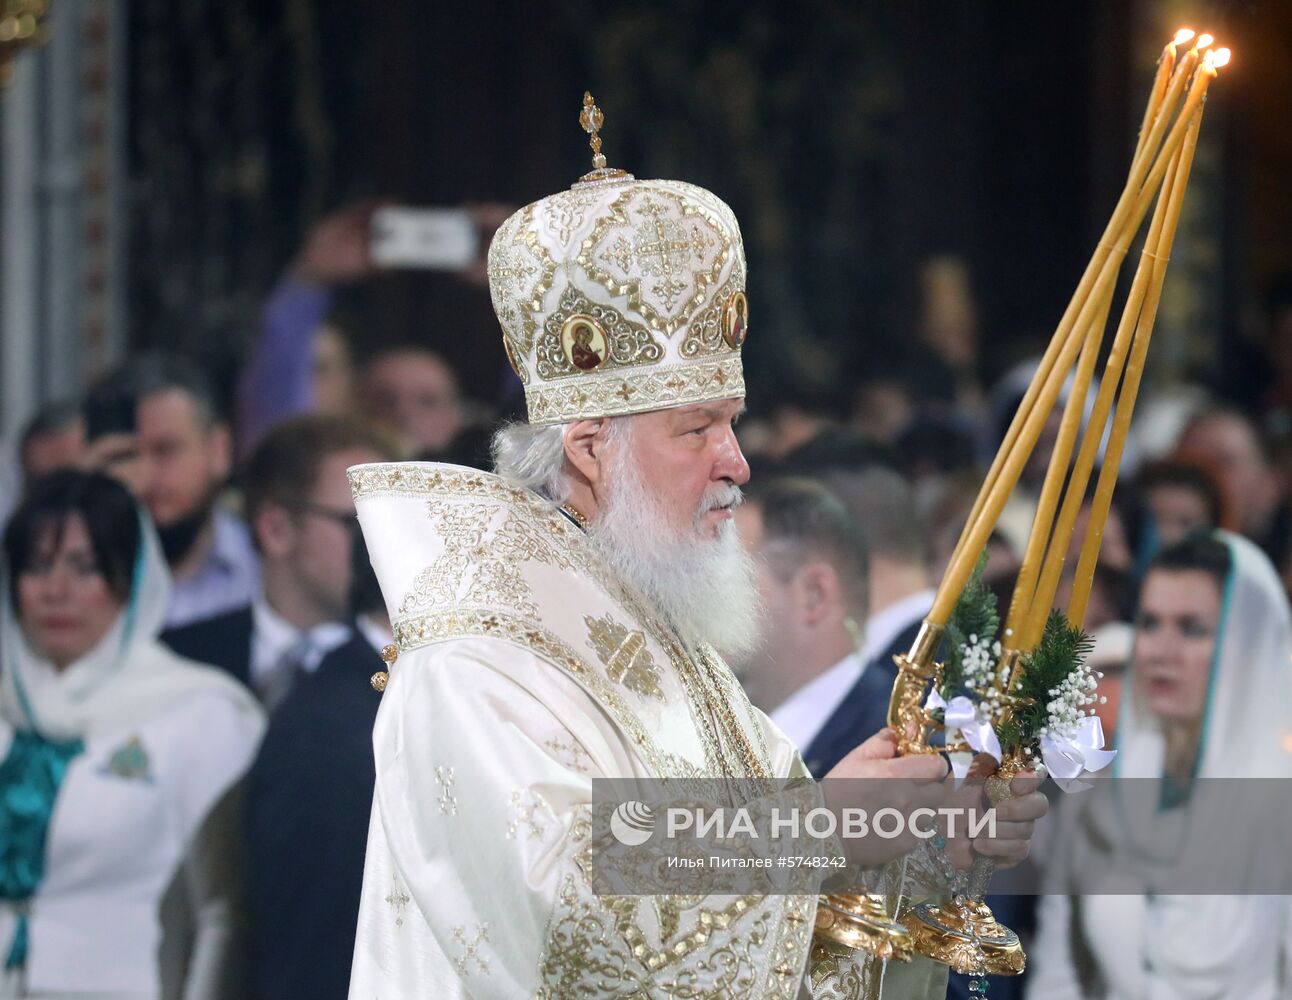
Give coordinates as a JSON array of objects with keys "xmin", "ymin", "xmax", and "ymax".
[
  {"xmin": 491, "ymin": 421, "xmax": 572, "ymax": 501},
  {"xmin": 492, "ymin": 417, "xmax": 636, "ymax": 502}
]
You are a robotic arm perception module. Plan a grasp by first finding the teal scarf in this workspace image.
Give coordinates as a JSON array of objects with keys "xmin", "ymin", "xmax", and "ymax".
[{"xmin": 0, "ymin": 730, "xmax": 83, "ymax": 969}]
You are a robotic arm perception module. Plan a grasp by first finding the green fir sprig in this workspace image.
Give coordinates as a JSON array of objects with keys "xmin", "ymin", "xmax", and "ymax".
[
  {"xmin": 995, "ymin": 609, "xmax": 1095, "ymax": 751},
  {"xmin": 939, "ymin": 553, "xmax": 1000, "ymax": 700}
]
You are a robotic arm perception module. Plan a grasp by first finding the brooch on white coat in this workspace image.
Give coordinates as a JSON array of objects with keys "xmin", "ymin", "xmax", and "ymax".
[{"xmin": 100, "ymin": 735, "xmax": 153, "ymax": 782}]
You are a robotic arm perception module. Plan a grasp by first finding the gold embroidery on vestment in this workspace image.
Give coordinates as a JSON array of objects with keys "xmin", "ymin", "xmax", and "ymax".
[
  {"xmin": 350, "ymin": 464, "xmax": 820, "ymax": 997},
  {"xmin": 584, "ymin": 612, "xmax": 665, "ymax": 700},
  {"xmin": 544, "ymin": 735, "xmax": 592, "ymax": 773}
]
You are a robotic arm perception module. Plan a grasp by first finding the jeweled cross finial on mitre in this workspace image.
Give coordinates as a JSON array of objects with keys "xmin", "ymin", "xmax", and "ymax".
[
  {"xmin": 580, "ymin": 91, "xmax": 606, "ymax": 170},
  {"xmin": 576, "ymin": 91, "xmax": 631, "ymax": 186}
]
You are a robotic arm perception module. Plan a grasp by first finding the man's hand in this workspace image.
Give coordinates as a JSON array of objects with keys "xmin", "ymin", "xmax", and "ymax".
[
  {"xmin": 972, "ymin": 768, "xmax": 1047, "ymax": 867},
  {"xmin": 84, "ymin": 432, "xmax": 143, "ymax": 497},
  {"xmin": 292, "ymin": 202, "xmax": 379, "ymax": 285},
  {"xmin": 941, "ymin": 759, "xmax": 1048, "ymax": 871},
  {"xmin": 824, "ymin": 728, "xmax": 948, "ymax": 783},
  {"xmin": 821, "ymin": 729, "xmax": 949, "ymax": 867}
]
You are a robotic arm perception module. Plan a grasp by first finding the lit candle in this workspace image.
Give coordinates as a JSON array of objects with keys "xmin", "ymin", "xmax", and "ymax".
[
  {"xmin": 1068, "ymin": 67, "xmax": 1217, "ymax": 626},
  {"xmin": 945, "ymin": 36, "xmax": 1203, "ymax": 585},
  {"xmin": 1024, "ymin": 57, "xmax": 1217, "ymax": 644},
  {"xmin": 1133, "ymin": 29, "xmax": 1194, "ymax": 162},
  {"xmin": 1124, "ymin": 41, "xmax": 1216, "ymax": 222},
  {"xmin": 935, "ymin": 46, "xmax": 1228, "ymax": 629},
  {"xmin": 1120, "ymin": 40, "xmax": 1197, "ymax": 224}
]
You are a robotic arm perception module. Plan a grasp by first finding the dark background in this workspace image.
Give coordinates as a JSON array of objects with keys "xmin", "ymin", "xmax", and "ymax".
[{"xmin": 123, "ymin": 0, "xmax": 1292, "ymax": 414}]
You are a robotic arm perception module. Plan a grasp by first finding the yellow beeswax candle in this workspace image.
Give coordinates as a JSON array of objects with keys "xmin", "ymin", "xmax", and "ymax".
[{"xmin": 1068, "ymin": 90, "xmax": 1213, "ymax": 626}]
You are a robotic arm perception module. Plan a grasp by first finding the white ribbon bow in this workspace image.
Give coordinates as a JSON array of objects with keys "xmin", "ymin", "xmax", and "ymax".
[
  {"xmin": 1040, "ymin": 715, "xmax": 1117, "ymax": 792},
  {"xmin": 925, "ymin": 689, "xmax": 1002, "ymax": 782}
]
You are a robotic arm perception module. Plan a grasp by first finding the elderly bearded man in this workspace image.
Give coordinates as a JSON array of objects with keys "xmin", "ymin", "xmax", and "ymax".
[{"xmin": 346, "ymin": 99, "xmax": 1045, "ymax": 1000}]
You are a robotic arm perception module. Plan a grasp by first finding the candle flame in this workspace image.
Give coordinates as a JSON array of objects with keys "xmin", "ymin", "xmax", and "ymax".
[
  {"xmin": 1173, "ymin": 28, "xmax": 1196, "ymax": 45},
  {"xmin": 1210, "ymin": 47, "xmax": 1232, "ymax": 69},
  {"xmin": 1196, "ymin": 33, "xmax": 1215, "ymax": 49}
]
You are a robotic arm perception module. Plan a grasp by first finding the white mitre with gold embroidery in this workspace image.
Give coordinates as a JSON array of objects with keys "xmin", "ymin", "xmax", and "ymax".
[{"xmin": 487, "ymin": 92, "xmax": 748, "ymax": 425}]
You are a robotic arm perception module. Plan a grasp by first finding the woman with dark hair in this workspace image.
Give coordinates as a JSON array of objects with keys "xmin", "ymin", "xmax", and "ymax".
[
  {"xmin": 0, "ymin": 470, "xmax": 264, "ymax": 998},
  {"xmin": 1138, "ymin": 459, "xmax": 1227, "ymax": 549},
  {"xmin": 1029, "ymin": 530, "xmax": 1292, "ymax": 999}
]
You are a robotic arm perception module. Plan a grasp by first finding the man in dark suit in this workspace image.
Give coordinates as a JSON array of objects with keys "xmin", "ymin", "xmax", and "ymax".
[
  {"xmin": 164, "ymin": 604, "xmax": 256, "ymax": 688},
  {"xmin": 245, "ymin": 628, "xmax": 383, "ymax": 1000},
  {"xmin": 803, "ymin": 466, "xmax": 937, "ymax": 777},
  {"xmin": 800, "ymin": 619, "xmax": 918, "ymax": 778},
  {"xmin": 163, "ymin": 414, "xmax": 392, "ymax": 705},
  {"xmin": 734, "ymin": 478, "xmax": 878, "ymax": 769},
  {"xmin": 166, "ymin": 415, "xmax": 397, "ymax": 994}
]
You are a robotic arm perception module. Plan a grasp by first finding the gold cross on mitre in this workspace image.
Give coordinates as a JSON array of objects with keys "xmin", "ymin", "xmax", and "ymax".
[
  {"xmin": 575, "ymin": 91, "xmax": 631, "ymax": 185},
  {"xmin": 579, "ymin": 91, "xmax": 606, "ymax": 169}
]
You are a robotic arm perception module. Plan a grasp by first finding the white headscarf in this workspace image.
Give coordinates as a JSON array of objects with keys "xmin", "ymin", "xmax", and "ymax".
[
  {"xmin": 1040, "ymin": 532, "xmax": 1292, "ymax": 998},
  {"xmin": 1114, "ymin": 529, "xmax": 1292, "ymax": 781},
  {"xmin": 0, "ymin": 511, "xmax": 262, "ymax": 742}
]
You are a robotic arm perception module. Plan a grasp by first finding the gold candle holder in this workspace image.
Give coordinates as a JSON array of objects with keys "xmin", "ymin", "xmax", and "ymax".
[
  {"xmin": 901, "ymin": 649, "xmax": 1030, "ymax": 978},
  {"xmin": 899, "ymin": 752, "xmax": 1028, "ymax": 977},
  {"xmin": 813, "ymin": 893, "xmax": 914, "ymax": 961},
  {"xmin": 886, "ymin": 620, "xmax": 945, "ymax": 755},
  {"xmin": 812, "ymin": 30, "xmax": 1227, "ymax": 978},
  {"xmin": 812, "ymin": 622, "xmax": 946, "ymax": 961}
]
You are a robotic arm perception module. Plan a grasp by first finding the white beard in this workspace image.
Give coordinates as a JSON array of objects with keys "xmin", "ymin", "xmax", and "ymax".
[{"xmin": 587, "ymin": 440, "xmax": 763, "ymax": 662}]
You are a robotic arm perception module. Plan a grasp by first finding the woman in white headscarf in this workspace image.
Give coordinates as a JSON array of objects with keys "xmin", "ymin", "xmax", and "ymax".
[
  {"xmin": 0, "ymin": 470, "xmax": 264, "ymax": 999},
  {"xmin": 1027, "ymin": 529, "xmax": 1292, "ymax": 999}
]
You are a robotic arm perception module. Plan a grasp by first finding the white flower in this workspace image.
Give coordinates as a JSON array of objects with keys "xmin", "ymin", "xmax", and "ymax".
[{"xmin": 1043, "ymin": 651, "xmax": 1103, "ymax": 741}]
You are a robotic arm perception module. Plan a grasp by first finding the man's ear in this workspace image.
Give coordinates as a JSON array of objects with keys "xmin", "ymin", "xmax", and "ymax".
[
  {"xmin": 563, "ymin": 419, "xmax": 611, "ymax": 490},
  {"xmin": 208, "ymin": 421, "xmax": 233, "ymax": 481},
  {"xmin": 796, "ymin": 560, "xmax": 842, "ymax": 628},
  {"xmin": 254, "ymin": 503, "xmax": 296, "ymax": 560}
]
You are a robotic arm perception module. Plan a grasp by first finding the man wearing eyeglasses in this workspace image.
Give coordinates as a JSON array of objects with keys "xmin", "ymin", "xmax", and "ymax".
[
  {"xmin": 164, "ymin": 414, "xmax": 394, "ymax": 704},
  {"xmin": 163, "ymin": 413, "xmax": 395, "ymax": 1000}
]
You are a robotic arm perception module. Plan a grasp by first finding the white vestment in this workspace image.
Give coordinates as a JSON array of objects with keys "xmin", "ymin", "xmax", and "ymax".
[{"xmin": 347, "ymin": 463, "xmax": 948, "ymax": 999}]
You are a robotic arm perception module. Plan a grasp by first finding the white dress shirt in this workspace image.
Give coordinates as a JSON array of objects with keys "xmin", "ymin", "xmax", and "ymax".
[
  {"xmin": 769, "ymin": 652, "xmax": 864, "ymax": 753},
  {"xmin": 249, "ymin": 595, "xmax": 350, "ymax": 697},
  {"xmin": 858, "ymin": 587, "xmax": 937, "ymax": 669},
  {"xmin": 767, "ymin": 588, "xmax": 937, "ymax": 755}
]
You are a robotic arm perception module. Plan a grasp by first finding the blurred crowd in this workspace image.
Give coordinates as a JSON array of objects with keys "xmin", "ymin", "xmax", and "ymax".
[{"xmin": 1, "ymin": 199, "xmax": 1290, "ymax": 999}]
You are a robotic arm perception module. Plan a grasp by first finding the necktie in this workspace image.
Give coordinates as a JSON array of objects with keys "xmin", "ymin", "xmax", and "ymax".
[{"xmin": 258, "ymin": 633, "xmax": 316, "ymax": 712}]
